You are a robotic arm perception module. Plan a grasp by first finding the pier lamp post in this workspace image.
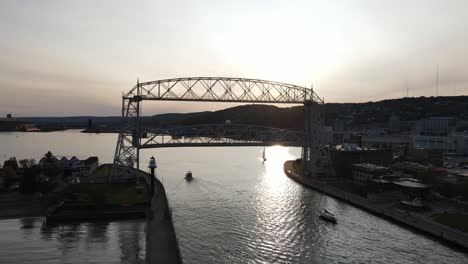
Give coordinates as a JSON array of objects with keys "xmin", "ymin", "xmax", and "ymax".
[{"xmin": 148, "ymin": 156, "xmax": 157, "ymax": 196}]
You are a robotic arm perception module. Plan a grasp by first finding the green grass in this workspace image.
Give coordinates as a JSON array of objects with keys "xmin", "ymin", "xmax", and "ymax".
[
  {"xmin": 66, "ymin": 183, "xmax": 149, "ymax": 206},
  {"xmin": 432, "ymin": 213, "xmax": 468, "ymax": 233},
  {"xmin": 92, "ymin": 164, "xmax": 112, "ymax": 177},
  {"xmin": 292, "ymin": 160, "xmax": 302, "ymax": 175}
]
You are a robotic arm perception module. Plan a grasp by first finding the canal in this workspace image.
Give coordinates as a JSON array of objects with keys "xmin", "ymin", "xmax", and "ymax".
[{"xmin": 0, "ymin": 130, "xmax": 467, "ymax": 263}]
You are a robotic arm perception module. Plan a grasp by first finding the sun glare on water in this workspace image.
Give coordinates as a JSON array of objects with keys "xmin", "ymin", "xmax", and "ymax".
[{"xmin": 261, "ymin": 146, "xmax": 296, "ymax": 189}]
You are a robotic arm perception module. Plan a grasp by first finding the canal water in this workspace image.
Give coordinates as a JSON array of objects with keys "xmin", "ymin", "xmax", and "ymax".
[{"xmin": 0, "ymin": 130, "xmax": 467, "ymax": 263}]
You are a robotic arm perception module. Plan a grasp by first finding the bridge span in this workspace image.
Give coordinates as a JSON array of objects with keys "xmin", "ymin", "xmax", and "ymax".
[
  {"xmin": 113, "ymin": 77, "xmax": 333, "ymax": 182},
  {"xmin": 140, "ymin": 124, "xmax": 305, "ymax": 149}
]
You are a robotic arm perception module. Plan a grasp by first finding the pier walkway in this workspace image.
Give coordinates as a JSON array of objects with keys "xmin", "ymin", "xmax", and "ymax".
[{"xmin": 145, "ymin": 176, "xmax": 183, "ymax": 264}]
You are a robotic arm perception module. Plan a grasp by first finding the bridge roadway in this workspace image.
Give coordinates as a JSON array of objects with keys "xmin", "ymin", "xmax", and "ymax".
[{"xmin": 139, "ymin": 124, "xmax": 306, "ymax": 149}]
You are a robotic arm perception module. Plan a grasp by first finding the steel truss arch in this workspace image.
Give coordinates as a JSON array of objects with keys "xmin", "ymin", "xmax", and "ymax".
[{"xmin": 124, "ymin": 77, "xmax": 324, "ymax": 104}]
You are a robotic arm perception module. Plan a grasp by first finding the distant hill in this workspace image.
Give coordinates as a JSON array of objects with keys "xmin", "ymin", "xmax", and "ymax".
[
  {"xmin": 22, "ymin": 96, "xmax": 468, "ymax": 129},
  {"xmin": 23, "ymin": 116, "xmax": 122, "ymax": 125},
  {"xmin": 150, "ymin": 96, "xmax": 468, "ymax": 129},
  {"xmin": 323, "ymin": 96, "xmax": 468, "ymax": 127},
  {"xmin": 150, "ymin": 105, "xmax": 304, "ymax": 129}
]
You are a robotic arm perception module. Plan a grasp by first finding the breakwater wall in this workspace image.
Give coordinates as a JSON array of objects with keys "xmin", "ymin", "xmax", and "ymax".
[
  {"xmin": 146, "ymin": 177, "xmax": 183, "ymax": 264},
  {"xmin": 283, "ymin": 161, "xmax": 468, "ymax": 251}
]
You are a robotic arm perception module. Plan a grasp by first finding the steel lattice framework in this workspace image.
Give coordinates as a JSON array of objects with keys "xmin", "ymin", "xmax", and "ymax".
[
  {"xmin": 113, "ymin": 77, "xmax": 332, "ymax": 183},
  {"xmin": 124, "ymin": 77, "xmax": 323, "ymax": 103},
  {"xmin": 140, "ymin": 124, "xmax": 305, "ymax": 148}
]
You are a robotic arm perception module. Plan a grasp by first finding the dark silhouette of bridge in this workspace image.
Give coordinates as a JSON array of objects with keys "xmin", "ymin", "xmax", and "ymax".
[{"xmin": 113, "ymin": 77, "xmax": 332, "ymax": 182}]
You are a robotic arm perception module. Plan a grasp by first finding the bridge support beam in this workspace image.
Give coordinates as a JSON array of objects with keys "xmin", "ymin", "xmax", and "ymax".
[{"xmin": 112, "ymin": 83, "xmax": 142, "ymax": 183}]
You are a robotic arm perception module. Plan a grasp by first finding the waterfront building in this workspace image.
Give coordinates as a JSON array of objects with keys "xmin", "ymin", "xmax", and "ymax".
[
  {"xmin": 388, "ymin": 115, "xmax": 400, "ymax": 134},
  {"xmin": 71, "ymin": 157, "xmax": 99, "ymax": 178},
  {"xmin": 394, "ymin": 180, "xmax": 431, "ymax": 199},
  {"xmin": 413, "ymin": 133, "xmax": 468, "ymax": 155},
  {"xmin": 331, "ymin": 145, "xmax": 392, "ymax": 179},
  {"xmin": 59, "ymin": 157, "xmax": 73, "ymax": 170},
  {"xmin": 352, "ymin": 163, "xmax": 391, "ymax": 185},
  {"xmin": 407, "ymin": 148, "xmax": 443, "ymax": 166},
  {"xmin": 416, "ymin": 117, "xmax": 456, "ymax": 137},
  {"xmin": 446, "ymin": 169, "xmax": 468, "ymax": 183},
  {"xmin": 393, "ymin": 162, "xmax": 429, "ymax": 176},
  {"xmin": 39, "ymin": 152, "xmax": 99, "ymax": 180},
  {"xmin": 331, "ymin": 131, "xmax": 362, "ymax": 145},
  {"xmin": 361, "ymin": 134, "xmax": 411, "ymax": 156}
]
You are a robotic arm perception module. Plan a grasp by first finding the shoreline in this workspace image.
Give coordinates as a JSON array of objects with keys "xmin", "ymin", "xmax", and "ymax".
[
  {"xmin": 283, "ymin": 160, "xmax": 468, "ymax": 251},
  {"xmin": 0, "ymin": 193, "xmax": 45, "ymax": 220}
]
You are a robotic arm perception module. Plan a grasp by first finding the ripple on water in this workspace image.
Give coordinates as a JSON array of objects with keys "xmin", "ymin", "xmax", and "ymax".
[{"xmin": 0, "ymin": 135, "xmax": 467, "ymax": 264}]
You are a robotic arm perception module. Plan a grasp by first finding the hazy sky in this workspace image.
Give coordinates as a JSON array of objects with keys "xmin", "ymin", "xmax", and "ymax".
[{"xmin": 1, "ymin": 0, "xmax": 467, "ymax": 116}]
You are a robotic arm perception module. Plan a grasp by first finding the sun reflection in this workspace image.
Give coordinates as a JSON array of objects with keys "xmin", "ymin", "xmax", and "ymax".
[
  {"xmin": 255, "ymin": 146, "xmax": 298, "ymax": 207},
  {"xmin": 262, "ymin": 146, "xmax": 295, "ymax": 190},
  {"xmin": 251, "ymin": 146, "xmax": 301, "ymax": 256}
]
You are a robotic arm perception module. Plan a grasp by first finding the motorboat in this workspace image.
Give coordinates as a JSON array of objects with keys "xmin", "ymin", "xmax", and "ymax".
[
  {"xmin": 185, "ymin": 171, "xmax": 193, "ymax": 181},
  {"xmin": 319, "ymin": 209, "xmax": 337, "ymax": 224}
]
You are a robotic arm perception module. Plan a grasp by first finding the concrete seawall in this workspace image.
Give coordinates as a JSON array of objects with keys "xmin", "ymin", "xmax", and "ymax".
[
  {"xmin": 146, "ymin": 178, "xmax": 183, "ymax": 264},
  {"xmin": 283, "ymin": 160, "xmax": 468, "ymax": 251}
]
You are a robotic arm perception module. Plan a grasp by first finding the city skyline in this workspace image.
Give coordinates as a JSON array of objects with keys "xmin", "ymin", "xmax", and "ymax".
[{"xmin": 1, "ymin": 0, "xmax": 468, "ymax": 116}]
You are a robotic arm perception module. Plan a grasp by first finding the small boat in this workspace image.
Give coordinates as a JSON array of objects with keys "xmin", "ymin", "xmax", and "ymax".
[
  {"xmin": 262, "ymin": 147, "xmax": 267, "ymax": 162},
  {"xmin": 319, "ymin": 209, "xmax": 337, "ymax": 224},
  {"xmin": 185, "ymin": 171, "xmax": 193, "ymax": 181}
]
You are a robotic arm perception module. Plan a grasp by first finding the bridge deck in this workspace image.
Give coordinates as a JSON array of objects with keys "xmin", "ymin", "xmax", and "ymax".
[{"xmin": 139, "ymin": 142, "xmax": 304, "ymax": 149}]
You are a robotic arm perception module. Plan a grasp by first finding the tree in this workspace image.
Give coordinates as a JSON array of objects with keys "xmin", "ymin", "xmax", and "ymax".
[
  {"xmin": 21, "ymin": 165, "xmax": 39, "ymax": 193},
  {"xmin": 42, "ymin": 163, "xmax": 61, "ymax": 182},
  {"xmin": 19, "ymin": 159, "xmax": 36, "ymax": 169},
  {"xmin": 1, "ymin": 166, "xmax": 16, "ymax": 188},
  {"xmin": 39, "ymin": 151, "xmax": 62, "ymax": 191},
  {"xmin": 3, "ymin": 157, "xmax": 18, "ymax": 171}
]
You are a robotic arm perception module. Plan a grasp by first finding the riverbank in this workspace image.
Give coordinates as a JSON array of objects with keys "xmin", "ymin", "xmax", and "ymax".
[{"xmin": 283, "ymin": 160, "xmax": 468, "ymax": 251}]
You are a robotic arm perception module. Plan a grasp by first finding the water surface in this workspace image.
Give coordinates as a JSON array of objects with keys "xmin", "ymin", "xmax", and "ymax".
[{"xmin": 0, "ymin": 130, "xmax": 467, "ymax": 263}]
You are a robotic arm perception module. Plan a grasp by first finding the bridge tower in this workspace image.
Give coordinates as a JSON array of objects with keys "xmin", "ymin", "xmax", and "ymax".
[
  {"xmin": 112, "ymin": 81, "xmax": 142, "ymax": 183},
  {"xmin": 301, "ymin": 98, "xmax": 334, "ymax": 178}
]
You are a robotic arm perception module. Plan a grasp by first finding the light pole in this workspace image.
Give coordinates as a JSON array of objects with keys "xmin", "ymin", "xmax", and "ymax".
[{"xmin": 148, "ymin": 156, "xmax": 157, "ymax": 196}]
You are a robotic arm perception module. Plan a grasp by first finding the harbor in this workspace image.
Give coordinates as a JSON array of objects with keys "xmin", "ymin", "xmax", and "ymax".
[
  {"xmin": 284, "ymin": 160, "xmax": 468, "ymax": 251},
  {"xmin": 1, "ymin": 131, "xmax": 467, "ymax": 263}
]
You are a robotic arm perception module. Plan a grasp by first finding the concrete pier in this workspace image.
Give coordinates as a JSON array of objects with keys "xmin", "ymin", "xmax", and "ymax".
[{"xmin": 146, "ymin": 178, "xmax": 183, "ymax": 264}]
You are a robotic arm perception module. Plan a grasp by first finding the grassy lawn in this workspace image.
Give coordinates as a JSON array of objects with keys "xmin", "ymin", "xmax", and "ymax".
[
  {"xmin": 66, "ymin": 183, "xmax": 149, "ymax": 206},
  {"xmin": 432, "ymin": 213, "xmax": 468, "ymax": 233},
  {"xmin": 92, "ymin": 164, "xmax": 112, "ymax": 177},
  {"xmin": 292, "ymin": 160, "xmax": 302, "ymax": 175}
]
